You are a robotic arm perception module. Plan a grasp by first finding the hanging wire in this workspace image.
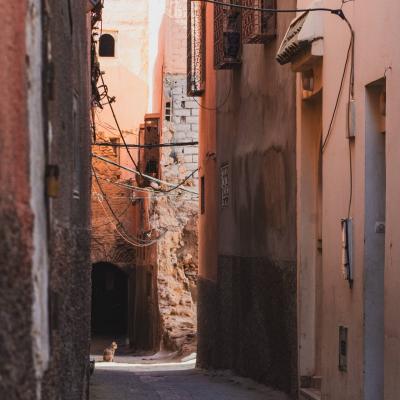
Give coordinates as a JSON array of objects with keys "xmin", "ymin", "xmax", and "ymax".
[{"xmin": 92, "ymin": 167, "xmax": 168, "ymax": 247}]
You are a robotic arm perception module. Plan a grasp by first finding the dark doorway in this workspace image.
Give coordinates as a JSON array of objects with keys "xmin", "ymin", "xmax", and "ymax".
[{"xmin": 91, "ymin": 262, "xmax": 128, "ymax": 336}]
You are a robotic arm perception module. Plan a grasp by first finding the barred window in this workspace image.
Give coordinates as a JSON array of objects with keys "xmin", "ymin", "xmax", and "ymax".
[
  {"xmin": 214, "ymin": 0, "xmax": 242, "ymax": 70},
  {"xmin": 187, "ymin": 1, "xmax": 206, "ymax": 96},
  {"xmin": 220, "ymin": 163, "xmax": 230, "ymax": 208},
  {"xmin": 242, "ymin": 0, "xmax": 277, "ymax": 44}
]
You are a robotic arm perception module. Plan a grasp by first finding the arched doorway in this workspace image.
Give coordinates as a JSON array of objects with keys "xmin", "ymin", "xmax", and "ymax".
[{"xmin": 91, "ymin": 262, "xmax": 128, "ymax": 337}]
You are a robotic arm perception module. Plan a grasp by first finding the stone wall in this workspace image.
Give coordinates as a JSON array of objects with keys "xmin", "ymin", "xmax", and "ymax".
[{"xmin": 150, "ymin": 193, "xmax": 198, "ymax": 356}]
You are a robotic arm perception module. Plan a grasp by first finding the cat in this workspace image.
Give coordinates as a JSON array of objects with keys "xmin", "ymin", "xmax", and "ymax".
[{"xmin": 103, "ymin": 341, "xmax": 118, "ymax": 362}]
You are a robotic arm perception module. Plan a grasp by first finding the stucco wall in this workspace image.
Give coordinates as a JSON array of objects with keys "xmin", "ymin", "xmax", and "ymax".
[
  {"xmin": 198, "ymin": 2, "xmax": 298, "ymax": 397},
  {"xmin": 40, "ymin": 1, "xmax": 92, "ymax": 399},
  {"xmin": 296, "ymin": 1, "xmax": 400, "ymax": 399},
  {"xmin": 99, "ymin": 0, "xmax": 149, "ymax": 179},
  {"xmin": 0, "ymin": 2, "xmax": 37, "ymax": 399},
  {"xmin": 0, "ymin": 1, "xmax": 91, "ymax": 399}
]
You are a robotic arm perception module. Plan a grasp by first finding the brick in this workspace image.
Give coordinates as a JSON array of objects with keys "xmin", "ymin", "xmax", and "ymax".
[
  {"xmin": 184, "ymin": 101, "xmax": 199, "ymax": 109},
  {"xmin": 172, "ymin": 86, "xmax": 183, "ymax": 95},
  {"xmin": 174, "ymin": 109, "xmax": 191, "ymax": 117},
  {"xmin": 186, "ymin": 116, "xmax": 199, "ymax": 124},
  {"xmin": 185, "ymin": 162, "xmax": 198, "ymax": 171},
  {"xmin": 182, "ymin": 146, "xmax": 198, "ymax": 155},
  {"xmin": 175, "ymin": 124, "xmax": 191, "ymax": 132}
]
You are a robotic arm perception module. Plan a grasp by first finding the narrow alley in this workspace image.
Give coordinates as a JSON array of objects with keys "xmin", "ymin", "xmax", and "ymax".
[
  {"xmin": 2, "ymin": 0, "xmax": 400, "ymax": 400},
  {"xmin": 90, "ymin": 362, "xmax": 289, "ymax": 400}
]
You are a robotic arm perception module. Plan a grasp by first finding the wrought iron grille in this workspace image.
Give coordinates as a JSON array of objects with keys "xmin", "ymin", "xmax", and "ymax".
[
  {"xmin": 187, "ymin": 1, "xmax": 206, "ymax": 96},
  {"xmin": 242, "ymin": 0, "xmax": 277, "ymax": 44},
  {"xmin": 214, "ymin": 0, "xmax": 242, "ymax": 70}
]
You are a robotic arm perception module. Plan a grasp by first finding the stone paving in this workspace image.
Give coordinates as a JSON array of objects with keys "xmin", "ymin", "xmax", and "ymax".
[{"xmin": 90, "ymin": 360, "xmax": 290, "ymax": 400}]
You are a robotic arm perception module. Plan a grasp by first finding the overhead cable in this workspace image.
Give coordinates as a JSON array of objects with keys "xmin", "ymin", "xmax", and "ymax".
[
  {"xmin": 192, "ymin": 0, "xmax": 346, "ymax": 19},
  {"xmin": 93, "ymin": 141, "xmax": 198, "ymax": 149},
  {"xmin": 93, "ymin": 154, "xmax": 199, "ymax": 195},
  {"xmin": 99, "ymin": 73, "xmax": 145, "ymax": 181},
  {"xmin": 92, "ymin": 167, "xmax": 167, "ymax": 247}
]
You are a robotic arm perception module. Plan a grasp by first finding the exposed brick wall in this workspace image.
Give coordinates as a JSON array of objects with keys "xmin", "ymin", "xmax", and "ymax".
[
  {"xmin": 161, "ymin": 74, "xmax": 199, "ymax": 185},
  {"xmin": 91, "ymin": 132, "xmax": 136, "ymax": 267}
]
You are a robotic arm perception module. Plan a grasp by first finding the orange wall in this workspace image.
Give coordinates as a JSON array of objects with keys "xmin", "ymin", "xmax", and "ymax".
[{"xmin": 198, "ymin": 3, "xmax": 218, "ymax": 282}]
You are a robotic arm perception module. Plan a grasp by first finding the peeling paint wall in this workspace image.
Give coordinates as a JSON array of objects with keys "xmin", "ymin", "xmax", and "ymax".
[{"xmin": 0, "ymin": 1, "xmax": 91, "ymax": 399}]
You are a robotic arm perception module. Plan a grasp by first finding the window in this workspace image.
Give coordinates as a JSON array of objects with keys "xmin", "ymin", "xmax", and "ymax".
[
  {"xmin": 220, "ymin": 163, "xmax": 230, "ymax": 208},
  {"xmin": 242, "ymin": 0, "xmax": 277, "ymax": 44},
  {"xmin": 187, "ymin": 0, "xmax": 206, "ymax": 96},
  {"xmin": 99, "ymin": 34, "xmax": 115, "ymax": 57},
  {"xmin": 165, "ymin": 101, "xmax": 172, "ymax": 121},
  {"xmin": 214, "ymin": 0, "xmax": 242, "ymax": 69},
  {"xmin": 145, "ymin": 160, "xmax": 158, "ymax": 175}
]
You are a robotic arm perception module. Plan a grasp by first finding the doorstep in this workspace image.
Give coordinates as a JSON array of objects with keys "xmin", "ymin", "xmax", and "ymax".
[{"xmin": 300, "ymin": 388, "xmax": 321, "ymax": 400}]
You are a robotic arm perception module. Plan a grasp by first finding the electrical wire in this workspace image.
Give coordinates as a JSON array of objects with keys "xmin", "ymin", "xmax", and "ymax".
[
  {"xmin": 92, "ymin": 167, "xmax": 167, "ymax": 247},
  {"xmin": 92, "ymin": 194, "xmax": 132, "ymax": 229},
  {"xmin": 93, "ymin": 154, "xmax": 199, "ymax": 195},
  {"xmin": 192, "ymin": 0, "xmax": 346, "ymax": 18},
  {"xmin": 94, "ymin": 193, "xmax": 159, "ymax": 248},
  {"xmin": 154, "ymin": 169, "xmax": 199, "ymax": 194},
  {"xmin": 93, "ymin": 174, "xmax": 199, "ymax": 200},
  {"xmin": 321, "ymin": 20, "xmax": 354, "ymax": 152},
  {"xmin": 95, "ymin": 77, "xmax": 200, "ymax": 195},
  {"xmin": 93, "ymin": 141, "xmax": 199, "ymax": 149},
  {"xmin": 99, "ymin": 73, "xmax": 145, "ymax": 181},
  {"xmin": 192, "ymin": 80, "xmax": 232, "ymax": 111}
]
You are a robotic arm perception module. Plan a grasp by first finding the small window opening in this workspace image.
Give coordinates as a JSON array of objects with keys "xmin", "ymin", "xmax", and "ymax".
[
  {"xmin": 181, "ymin": 101, "xmax": 186, "ymax": 108},
  {"xmin": 165, "ymin": 101, "xmax": 172, "ymax": 121},
  {"xmin": 180, "ymin": 116, "xmax": 187, "ymax": 124},
  {"xmin": 146, "ymin": 160, "xmax": 158, "ymax": 175},
  {"xmin": 99, "ymin": 34, "xmax": 115, "ymax": 57}
]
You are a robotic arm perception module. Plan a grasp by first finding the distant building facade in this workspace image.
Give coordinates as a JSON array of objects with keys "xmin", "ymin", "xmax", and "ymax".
[
  {"xmin": 91, "ymin": 0, "xmax": 199, "ymax": 356},
  {"xmin": 0, "ymin": 1, "xmax": 92, "ymax": 399}
]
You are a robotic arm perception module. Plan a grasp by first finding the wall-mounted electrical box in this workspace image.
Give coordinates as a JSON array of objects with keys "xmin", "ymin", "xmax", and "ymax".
[
  {"xmin": 347, "ymin": 99, "xmax": 356, "ymax": 138},
  {"xmin": 341, "ymin": 218, "xmax": 353, "ymax": 287}
]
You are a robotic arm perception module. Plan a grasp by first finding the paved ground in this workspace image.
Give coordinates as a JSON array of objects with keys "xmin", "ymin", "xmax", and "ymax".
[{"xmin": 90, "ymin": 360, "xmax": 290, "ymax": 400}]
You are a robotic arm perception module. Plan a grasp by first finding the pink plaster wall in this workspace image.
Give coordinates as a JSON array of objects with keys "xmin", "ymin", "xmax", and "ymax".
[{"xmin": 297, "ymin": 1, "xmax": 400, "ymax": 399}]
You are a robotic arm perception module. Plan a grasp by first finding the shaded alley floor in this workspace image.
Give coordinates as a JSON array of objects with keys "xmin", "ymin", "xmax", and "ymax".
[{"xmin": 90, "ymin": 360, "xmax": 290, "ymax": 400}]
